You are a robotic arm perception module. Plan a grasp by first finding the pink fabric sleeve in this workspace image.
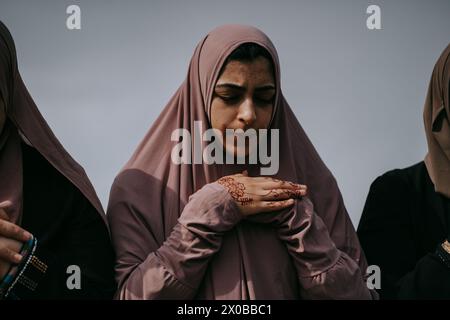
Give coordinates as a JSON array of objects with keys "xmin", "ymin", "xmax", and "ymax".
[
  {"xmin": 275, "ymin": 197, "xmax": 377, "ymax": 300},
  {"xmin": 113, "ymin": 182, "xmax": 241, "ymax": 300}
]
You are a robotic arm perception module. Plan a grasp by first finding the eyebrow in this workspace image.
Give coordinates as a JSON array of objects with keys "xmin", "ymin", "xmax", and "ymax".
[{"xmin": 215, "ymin": 83, "xmax": 275, "ymax": 91}]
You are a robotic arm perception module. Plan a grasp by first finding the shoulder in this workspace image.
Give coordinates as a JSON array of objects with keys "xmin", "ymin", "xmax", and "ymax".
[
  {"xmin": 108, "ymin": 168, "xmax": 160, "ymax": 208},
  {"xmin": 22, "ymin": 141, "xmax": 77, "ymax": 195},
  {"xmin": 20, "ymin": 143, "xmax": 110, "ymax": 244},
  {"xmin": 359, "ymin": 162, "xmax": 425, "ymax": 226},
  {"xmin": 21, "ymin": 141, "xmax": 95, "ymax": 218},
  {"xmin": 368, "ymin": 162, "xmax": 425, "ymax": 196},
  {"xmin": 106, "ymin": 168, "xmax": 169, "ymax": 224}
]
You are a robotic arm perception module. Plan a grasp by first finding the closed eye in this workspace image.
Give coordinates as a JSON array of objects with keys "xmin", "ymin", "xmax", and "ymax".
[
  {"xmin": 255, "ymin": 95, "xmax": 274, "ymax": 104},
  {"xmin": 219, "ymin": 95, "xmax": 241, "ymax": 104},
  {"xmin": 255, "ymin": 91, "xmax": 275, "ymax": 105}
]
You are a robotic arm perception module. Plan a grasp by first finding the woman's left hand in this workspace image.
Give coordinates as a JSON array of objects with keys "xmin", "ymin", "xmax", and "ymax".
[{"xmin": 0, "ymin": 209, "xmax": 32, "ymax": 279}]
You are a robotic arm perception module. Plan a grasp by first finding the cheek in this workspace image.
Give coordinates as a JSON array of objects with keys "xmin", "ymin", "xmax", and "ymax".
[
  {"xmin": 210, "ymin": 98, "xmax": 236, "ymax": 130},
  {"xmin": 255, "ymin": 105, "xmax": 274, "ymax": 129}
]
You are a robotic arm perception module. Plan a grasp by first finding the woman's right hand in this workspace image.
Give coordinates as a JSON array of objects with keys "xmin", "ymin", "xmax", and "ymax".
[{"xmin": 217, "ymin": 171, "xmax": 307, "ymax": 216}]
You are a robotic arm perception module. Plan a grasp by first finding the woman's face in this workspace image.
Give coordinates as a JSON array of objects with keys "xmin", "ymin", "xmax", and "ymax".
[{"xmin": 210, "ymin": 56, "xmax": 275, "ymax": 157}]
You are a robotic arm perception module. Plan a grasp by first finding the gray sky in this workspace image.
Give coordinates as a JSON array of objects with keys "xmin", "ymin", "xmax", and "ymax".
[{"xmin": 1, "ymin": 0, "xmax": 449, "ymax": 226}]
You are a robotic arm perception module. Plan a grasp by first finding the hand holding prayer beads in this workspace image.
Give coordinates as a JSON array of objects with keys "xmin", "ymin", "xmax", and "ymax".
[
  {"xmin": 217, "ymin": 170, "xmax": 307, "ymax": 216},
  {"xmin": 0, "ymin": 209, "xmax": 32, "ymax": 272}
]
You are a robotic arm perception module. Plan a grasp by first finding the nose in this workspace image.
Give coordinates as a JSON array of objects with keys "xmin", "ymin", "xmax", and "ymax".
[{"xmin": 237, "ymin": 98, "xmax": 256, "ymax": 127}]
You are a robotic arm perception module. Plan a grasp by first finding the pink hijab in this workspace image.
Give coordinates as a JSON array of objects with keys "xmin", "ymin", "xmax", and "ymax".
[
  {"xmin": 108, "ymin": 24, "xmax": 367, "ymax": 298},
  {"xmin": 0, "ymin": 21, "xmax": 106, "ymax": 225},
  {"xmin": 424, "ymin": 43, "xmax": 450, "ymax": 197}
]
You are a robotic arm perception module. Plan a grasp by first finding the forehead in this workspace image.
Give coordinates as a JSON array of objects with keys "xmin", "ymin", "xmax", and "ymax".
[{"xmin": 217, "ymin": 57, "xmax": 274, "ymax": 84}]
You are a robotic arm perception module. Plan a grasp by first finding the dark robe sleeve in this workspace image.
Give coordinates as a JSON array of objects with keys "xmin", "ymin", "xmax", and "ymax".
[{"xmin": 357, "ymin": 172, "xmax": 450, "ymax": 299}]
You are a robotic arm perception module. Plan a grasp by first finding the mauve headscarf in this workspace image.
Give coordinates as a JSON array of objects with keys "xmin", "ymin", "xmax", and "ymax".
[
  {"xmin": 0, "ymin": 21, "xmax": 106, "ymax": 225},
  {"xmin": 108, "ymin": 24, "xmax": 374, "ymax": 299},
  {"xmin": 424, "ymin": 43, "xmax": 450, "ymax": 197}
]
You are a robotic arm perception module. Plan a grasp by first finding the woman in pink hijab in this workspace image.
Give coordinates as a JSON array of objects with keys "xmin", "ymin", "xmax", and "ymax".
[
  {"xmin": 0, "ymin": 21, "xmax": 115, "ymax": 299},
  {"xmin": 107, "ymin": 24, "xmax": 377, "ymax": 300}
]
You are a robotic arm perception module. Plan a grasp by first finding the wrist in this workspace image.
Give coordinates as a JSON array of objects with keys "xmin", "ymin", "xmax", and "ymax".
[{"xmin": 179, "ymin": 182, "xmax": 241, "ymax": 232}]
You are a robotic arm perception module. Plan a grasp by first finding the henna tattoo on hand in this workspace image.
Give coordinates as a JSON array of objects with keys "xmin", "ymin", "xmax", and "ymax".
[
  {"xmin": 263, "ymin": 177, "xmax": 306, "ymax": 192},
  {"xmin": 218, "ymin": 177, "xmax": 254, "ymax": 206},
  {"xmin": 264, "ymin": 188, "xmax": 303, "ymax": 199}
]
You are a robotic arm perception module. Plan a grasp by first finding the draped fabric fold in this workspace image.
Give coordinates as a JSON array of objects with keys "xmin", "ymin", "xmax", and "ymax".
[{"xmin": 0, "ymin": 21, "xmax": 106, "ymax": 225}]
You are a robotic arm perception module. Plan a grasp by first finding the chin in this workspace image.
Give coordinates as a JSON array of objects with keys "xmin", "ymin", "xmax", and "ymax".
[
  {"xmin": 234, "ymin": 147, "xmax": 250, "ymax": 158},
  {"xmin": 225, "ymin": 144, "xmax": 257, "ymax": 160}
]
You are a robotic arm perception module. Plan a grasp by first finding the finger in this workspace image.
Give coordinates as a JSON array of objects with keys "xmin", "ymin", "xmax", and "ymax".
[
  {"xmin": 0, "ymin": 246, "xmax": 22, "ymax": 264},
  {"xmin": 0, "ymin": 209, "xmax": 10, "ymax": 221},
  {"xmin": 255, "ymin": 178, "xmax": 306, "ymax": 191},
  {"xmin": 262, "ymin": 188, "xmax": 306, "ymax": 201},
  {"xmin": 285, "ymin": 181, "xmax": 308, "ymax": 191},
  {"xmin": 0, "ymin": 220, "xmax": 32, "ymax": 242},
  {"xmin": 232, "ymin": 170, "xmax": 249, "ymax": 177},
  {"xmin": 235, "ymin": 196, "xmax": 255, "ymax": 208},
  {"xmin": 276, "ymin": 186, "xmax": 307, "ymax": 195},
  {"xmin": 258, "ymin": 198, "xmax": 295, "ymax": 213}
]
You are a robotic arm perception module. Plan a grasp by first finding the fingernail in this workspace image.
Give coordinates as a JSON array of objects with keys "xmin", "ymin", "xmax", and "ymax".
[
  {"xmin": 14, "ymin": 253, "xmax": 23, "ymax": 263},
  {"xmin": 23, "ymin": 231, "xmax": 32, "ymax": 240}
]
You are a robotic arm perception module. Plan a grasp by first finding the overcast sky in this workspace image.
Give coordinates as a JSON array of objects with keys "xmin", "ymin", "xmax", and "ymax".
[{"xmin": 1, "ymin": 0, "xmax": 449, "ymax": 226}]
